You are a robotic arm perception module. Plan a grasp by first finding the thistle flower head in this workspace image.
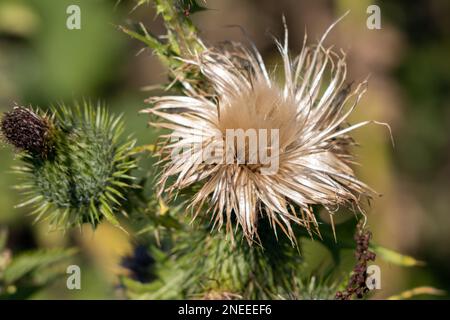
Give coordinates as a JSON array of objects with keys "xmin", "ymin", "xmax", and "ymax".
[
  {"xmin": 1, "ymin": 106, "xmax": 54, "ymax": 157},
  {"xmin": 7, "ymin": 102, "xmax": 138, "ymax": 230},
  {"xmin": 143, "ymin": 20, "xmax": 379, "ymax": 243}
]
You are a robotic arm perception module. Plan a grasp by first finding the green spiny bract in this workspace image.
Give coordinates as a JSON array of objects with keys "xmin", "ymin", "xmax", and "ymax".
[
  {"xmin": 4, "ymin": 102, "xmax": 138, "ymax": 230},
  {"xmin": 121, "ymin": 218, "xmax": 305, "ymax": 299}
]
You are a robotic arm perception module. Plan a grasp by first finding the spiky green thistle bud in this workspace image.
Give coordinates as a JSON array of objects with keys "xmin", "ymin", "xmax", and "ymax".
[{"xmin": 1, "ymin": 102, "xmax": 138, "ymax": 230}]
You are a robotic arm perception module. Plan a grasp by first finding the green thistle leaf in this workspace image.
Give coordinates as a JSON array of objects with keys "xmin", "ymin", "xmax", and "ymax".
[{"xmin": 3, "ymin": 248, "xmax": 77, "ymax": 285}]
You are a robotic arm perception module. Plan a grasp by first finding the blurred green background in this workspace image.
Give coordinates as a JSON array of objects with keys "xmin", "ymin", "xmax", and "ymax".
[{"xmin": 0, "ymin": 0, "xmax": 449, "ymax": 299}]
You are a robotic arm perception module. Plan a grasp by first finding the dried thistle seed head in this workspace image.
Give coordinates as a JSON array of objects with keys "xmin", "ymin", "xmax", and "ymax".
[
  {"xmin": 12, "ymin": 102, "xmax": 138, "ymax": 230},
  {"xmin": 1, "ymin": 106, "xmax": 54, "ymax": 157},
  {"xmin": 143, "ymin": 18, "xmax": 382, "ymax": 244}
]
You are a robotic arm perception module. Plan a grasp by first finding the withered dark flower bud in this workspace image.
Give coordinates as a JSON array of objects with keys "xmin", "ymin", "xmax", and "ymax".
[
  {"xmin": 335, "ymin": 222, "xmax": 376, "ymax": 300},
  {"xmin": 0, "ymin": 106, "xmax": 54, "ymax": 157}
]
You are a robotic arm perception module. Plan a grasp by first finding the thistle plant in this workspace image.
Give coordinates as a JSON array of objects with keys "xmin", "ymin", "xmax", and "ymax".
[
  {"xmin": 1, "ymin": 102, "xmax": 138, "ymax": 230},
  {"xmin": 0, "ymin": 0, "xmax": 437, "ymax": 301},
  {"xmin": 118, "ymin": 0, "xmax": 400, "ymax": 300}
]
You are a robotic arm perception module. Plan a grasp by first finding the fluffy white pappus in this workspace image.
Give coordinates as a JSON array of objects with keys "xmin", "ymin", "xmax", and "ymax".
[{"xmin": 142, "ymin": 17, "xmax": 386, "ymax": 244}]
